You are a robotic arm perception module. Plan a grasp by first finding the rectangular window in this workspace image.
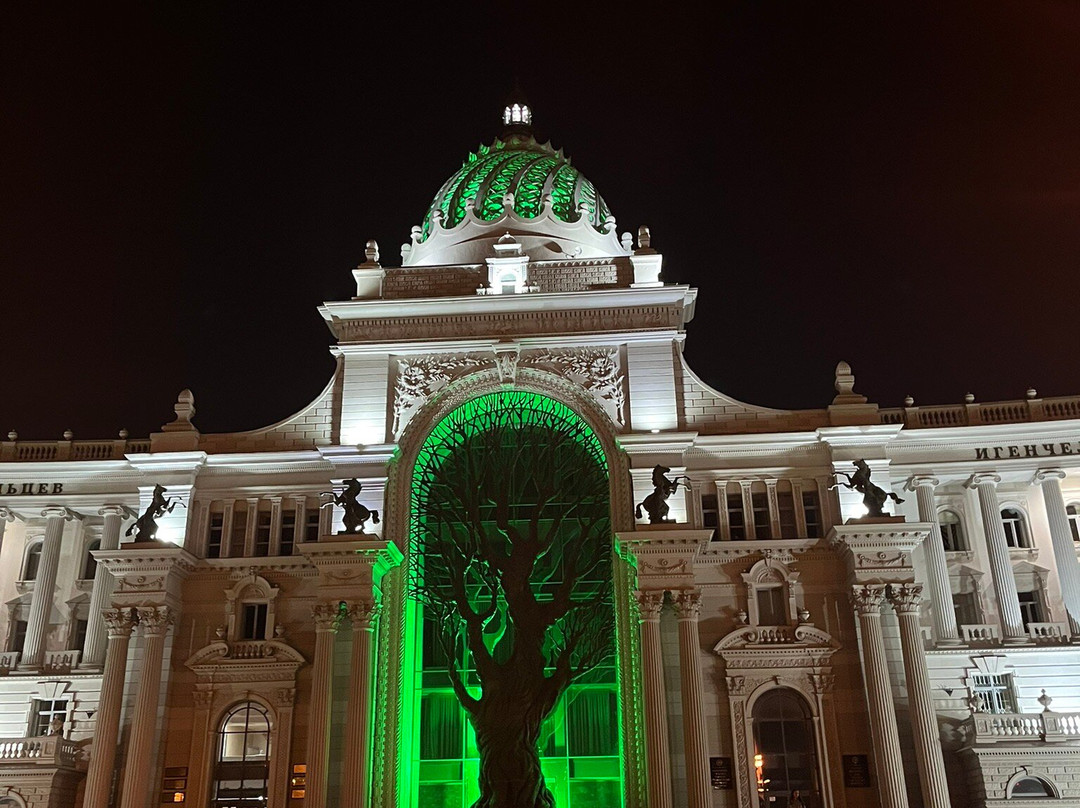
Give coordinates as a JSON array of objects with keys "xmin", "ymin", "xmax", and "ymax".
[
  {"xmin": 777, "ymin": 489, "xmax": 797, "ymax": 538},
  {"xmin": 970, "ymin": 673, "xmax": 1015, "ymax": 714},
  {"xmin": 953, "ymin": 591, "xmax": 980, "ymax": 627},
  {"xmin": 305, "ymin": 506, "xmax": 321, "ymax": 542},
  {"xmin": 9, "ymin": 619, "xmax": 27, "ymax": 653},
  {"xmin": 752, "ymin": 492, "xmax": 771, "ymax": 539},
  {"xmin": 242, "ymin": 604, "xmax": 268, "ymax": 641},
  {"xmin": 280, "ymin": 508, "xmax": 296, "ymax": 556},
  {"xmin": 802, "ymin": 491, "xmax": 822, "ymax": 538},
  {"xmin": 230, "ymin": 508, "xmax": 247, "ymax": 557},
  {"xmin": 72, "ymin": 618, "xmax": 89, "ymax": 651},
  {"xmin": 756, "ymin": 587, "xmax": 787, "ymax": 625},
  {"xmin": 254, "ymin": 511, "xmax": 272, "ymax": 557},
  {"xmin": 701, "ymin": 493, "xmax": 719, "ymax": 541},
  {"xmin": 31, "ymin": 698, "xmax": 67, "ymax": 736},
  {"xmin": 727, "ymin": 493, "xmax": 746, "ymax": 541},
  {"xmin": 1018, "ymin": 591, "xmax": 1043, "ymax": 629},
  {"xmin": 207, "ymin": 513, "xmax": 224, "ymax": 559}
]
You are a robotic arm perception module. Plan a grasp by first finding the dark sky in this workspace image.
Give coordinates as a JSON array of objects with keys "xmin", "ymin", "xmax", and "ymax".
[{"xmin": 3, "ymin": 3, "xmax": 1079, "ymax": 439}]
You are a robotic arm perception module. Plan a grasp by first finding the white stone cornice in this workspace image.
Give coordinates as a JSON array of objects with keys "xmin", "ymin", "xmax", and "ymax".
[
  {"xmin": 123, "ymin": 451, "xmax": 207, "ymax": 473},
  {"xmin": 904, "ymin": 475, "xmax": 940, "ymax": 492},
  {"xmin": 1032, "ymin": 468, "xmax": 1068, "ymax": 485},
  {"xmin": 966, "ymin": 472, "xmax": 1002, "ymax": 488}
]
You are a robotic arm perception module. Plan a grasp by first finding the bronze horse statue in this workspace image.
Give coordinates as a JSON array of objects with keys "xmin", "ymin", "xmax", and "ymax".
[
  {"xmin": 125, "ymin": 484, "xmax": 184, "ymax": 541},
  {"xmin": 323, "ymin": 478, "xmax": 380, "ymax": 534},
  {"xmin": 832, "ymin": 459, "xmax": 904, "ymax": 517},
  {"xmin": 635, "ymin": 465, "xmax": 689, "ymax": 524}
]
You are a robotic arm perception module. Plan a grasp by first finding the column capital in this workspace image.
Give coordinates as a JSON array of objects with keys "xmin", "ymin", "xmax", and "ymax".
[
  {"xmin": 672, "ymin": 589, "xmax": 701, "ymax": 620},
  {"xmin": 810, "ymin": 672, "xmax": 836, "ymax": 695},
  {"xmin": 103, "ymin": 607, "xmax": 138, "ymax": 637},
  {"xmin": 99, "ymin": 504, "xmax": 135, "ymax": 519},
  {"xmin": 312, "ymin": 602, "xmax": 344, "ymax": 632},
  {"xmin": 887, "ymin": 583, "xmax": 925, "ymax": 614},
  {"xmin": 904, "ymin": 475, "xmax": 939, "ymax": 492},
  {"xmin": 966, "ymin": 472, "xmax": 1001, "ymax": 489},
  {"xmin": 850, "ymin": 584, "xmax": 887, "ymax": 615},
  {"xmin": 634, "ymin": 590, "xmax": 665, "ymax": 620},
  {"xmin": 0, "ymin": 507, "xmax": 20, "ymax": 523},
  {"xmin": 137, "ymin": 606, "xmax": 174, "ymax": 637},
  {"xmin": 40, "ymin": 506, "xmax": 80, "ymax": 521},
  {"xmin": 347, "ymin": 600, "xmax": 380, "ymax": 629},
  {"xmin": 1033, "ymin": 468, "xmax": 1068, "ymax": 486}
]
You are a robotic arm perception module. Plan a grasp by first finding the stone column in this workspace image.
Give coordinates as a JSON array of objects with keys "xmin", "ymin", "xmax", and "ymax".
[
  {"xmin": 966, "ymin": 473, "xmax": 1026, "ymax": 642},
  {"xmin": 83, "ymin": 608, "xmax": 137, "ymax": 808},
  {"xmin": 119, "ymin": 606, "xmax": 174, "ymax": 808},
  {"xmin": 906, "ymin": 477, "xmax": 960, "ymax": 644},
  {"xmin": 888, "ymin": 584, "xmax": 950, "ymax": 808},
  {"xmin": 1033, "ymin": 469, "xmax": 1080, "ymax": 635},
  {"xmin": 21, "ymin": 507, "xmax": 73, "ymax": 669},
  {"xmin": 81, "ymin": 506, "xmax": 127, "ymax": 669},
  {"xmin": 674, "ymin": 590, "xmax": 710, "ymax": 808},
  {"xmin": 634, "ymin": 590, "xmax": 672, "ymax": 808},
  {"xmin": 0, "ymin": 508, "xmax": 15, "ymax": 557},
  {"xmin": 342, "ymin": 600, "xmax": 379, "ymax": 808},
  {"xmin": 306, "ymin": 603, "xmax": 341, "ymax": 808},
  {"xmin": 851, "ymin": 585, "xmax": 908, "ymax": 808}
]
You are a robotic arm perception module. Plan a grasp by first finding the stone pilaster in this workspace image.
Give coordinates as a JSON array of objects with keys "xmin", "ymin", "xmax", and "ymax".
[
  {"xmin": 1033, "ymin": 469, "xmax": 1080, "ymax": 635},
  {"xmin": 81, "ymin": 505, "xmax": 128, "ymax": 669},
  {"xmin": 966, "ymin": 473, "xmax": 1026, "ymax": 642},
  {"xmin": 851, "ymin": 585, "xmax": 909, "ymax": 808},
  {"xmin": 21, "ymin": 507, "xmax": 76, "ymax": 669},
  {"xmin": 634, "ymin": 590, "xmax": 672, "ymax": 808},
  {"xmin": 674, "ymin": 590, "xmax": 710, "ymax": 808},
  {"xmin": 888, "ymin": 584, "xmax": 950, "ymax": 808},
  {"xmin": 905, "ymin": 477, "xmax": 960, "ymax": 644},
  {"xmin": 342, "ymin": 600, "xmax": 379, "ymax": 808},
  {"xmin": 305, "ymin": 602, "xmax": 342, "ymax": 808},
  {"xmin": 118, "ymin": 606, "xmax": 174, "ymax": 808},
  {"xmin": 83, "ymin": 607, "xmax": 137, "ymax": 808}
]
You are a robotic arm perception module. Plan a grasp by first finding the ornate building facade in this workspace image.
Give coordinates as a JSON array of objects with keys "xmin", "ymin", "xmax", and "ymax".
[{"xmin": 0, "ymin": 102, "xmax": 1078, "ymax": 808}]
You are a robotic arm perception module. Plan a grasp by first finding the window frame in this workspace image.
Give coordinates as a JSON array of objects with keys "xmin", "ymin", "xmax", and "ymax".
[
  {"xmin": 938, "ymin": 508, "xmax": 967, "ymax": 552},
  {"xmin": 20, "ymin": 540, "xmax": 43, "ymax": 583},
  {"xmin": 1000, "ymin": 506, "xmax": 1030, "ymax": 549}
]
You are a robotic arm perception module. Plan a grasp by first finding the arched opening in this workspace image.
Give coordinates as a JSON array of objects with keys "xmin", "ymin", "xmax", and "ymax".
[
  {"xmin": 407, "ymin": 390, "xmax": 620, "ymax": 808},
  {"xmin": 752, "ymin": 688, "xmax": 818, "ymax": 808},
  {"xmin": 21, "ymin": 542, "xmax": 42, "ymax": 582},
  {"xmin": 81, "ymin": 539, "xmax": 100, "ymax": 581},
  {"xmin": 939, "ymin": 509, "xmax": 966, "ymax": 551},
  {"xmin": 1001, "ymin": 508, "xmax": 1029, "ymax": 548},
  {"xmin": 1009, "ymin": 775, "xmax": 1056, "ymax": 798},
  {"xmin": 211, "ymin": 702, "xmax": 270, "ymax": 807}
]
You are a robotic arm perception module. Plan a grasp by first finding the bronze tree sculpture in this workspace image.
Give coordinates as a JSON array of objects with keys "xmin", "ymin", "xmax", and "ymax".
[{"xmin": 410, "ymin": 394, "xmax": 613, "ymax": 808}]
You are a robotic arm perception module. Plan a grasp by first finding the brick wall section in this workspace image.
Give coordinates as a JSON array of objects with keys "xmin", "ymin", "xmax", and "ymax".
[
  {"xmin": 679, "ymin": 357, "xmax": 831, "ymax": 434},
  {"xmin": 198, "ymin": 374, "xmax": 336, "ymax": 453},
  {"xmin": 382, "ymin": 259, "xmax": 634, "ymax": 299}
]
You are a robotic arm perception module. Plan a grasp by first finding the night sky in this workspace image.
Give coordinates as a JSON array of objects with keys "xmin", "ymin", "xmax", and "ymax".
[{"xmin": 3, "ymin": 4, "xmax": 1079, "ymax": 440}]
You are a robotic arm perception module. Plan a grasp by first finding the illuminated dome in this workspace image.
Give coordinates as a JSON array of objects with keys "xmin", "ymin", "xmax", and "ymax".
[{"xmin": 402, "ymin": 105, "xmax": 626, "ymax": 266}]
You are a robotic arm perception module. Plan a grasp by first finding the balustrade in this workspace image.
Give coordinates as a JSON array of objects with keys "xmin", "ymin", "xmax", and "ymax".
[
  {"xmin": 970, "ymin": 711, "xmax": 1080, "ymax": 743},
  {"xmin": 961, "ymin": 623, "xmax": 1001, "ymax": 644}
]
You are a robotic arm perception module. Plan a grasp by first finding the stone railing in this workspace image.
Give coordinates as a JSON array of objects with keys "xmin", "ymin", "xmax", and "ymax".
[
  {"xmin": 228, "ymin": 641, "xmax": 276, "ymax": 659},
  {"xmin": 961, "ymin": 624, "xmax": 1001, "ymax": 644},
  {"xmin": 0, "ymin": 652, "xmax": 19, "ymax": 673},
  {"xmin": 0, "ymin": 437, "xmax": 151, "ymax": 463},
  {"xmin": 1027, "ymin": 622, "xmax": 1072, "ymax": 644},
  {"xmin": 970, "ymin": 711, "xmax": 1080, "ymax": 743},
  {"xmin": 879, "ymin": 394, "xmax": 1080, "ymax": 429},
  {"xmin": 42, "ymin": 650, "xmax": 81, "ymax": 673},
  {"xmin": 0, "ymin": 736, "xmax": 80, "ymax": 768}
]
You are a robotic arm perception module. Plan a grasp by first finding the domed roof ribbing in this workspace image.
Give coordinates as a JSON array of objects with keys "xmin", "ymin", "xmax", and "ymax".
[{"xmin": 418, "ymin": 134, "xmax": 614, "ymax": 242}]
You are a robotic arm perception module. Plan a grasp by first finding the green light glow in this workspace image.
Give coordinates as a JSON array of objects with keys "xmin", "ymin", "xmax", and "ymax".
[{"xmin": 402, "ymin": 391, "xmax": 624, "ymax": 808}]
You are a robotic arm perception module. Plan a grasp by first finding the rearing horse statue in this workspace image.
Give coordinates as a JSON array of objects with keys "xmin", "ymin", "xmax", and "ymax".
[{"xmin": 831, "ymin": 459, "xmax": 904, "ymax": 517}]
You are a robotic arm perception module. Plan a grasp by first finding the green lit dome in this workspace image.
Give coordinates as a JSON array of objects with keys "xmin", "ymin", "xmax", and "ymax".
[{"xmin": 419, "ymin": 135, "xmax": 613, "ymax": 241}]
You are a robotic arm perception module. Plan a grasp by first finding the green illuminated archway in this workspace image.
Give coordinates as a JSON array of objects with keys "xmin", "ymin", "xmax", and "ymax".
[{"xmin": 404, "ymin": 390, "xmax": 624, "ymax": 808}]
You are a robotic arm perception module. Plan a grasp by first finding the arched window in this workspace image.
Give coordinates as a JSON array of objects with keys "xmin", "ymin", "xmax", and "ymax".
[
  {"xmin": 81, "ymin": 539, "xmax": 100, "ymax": 581},
  {"xmin": 0, "ymin": 797, "xmax": 26, "ymax": 808},
  {"xmin": 212, "ymin": 702, "xmax": 270, "ymax": 807},
  {"xmin": 939, "ymin": 510, "xmax": 966, "ymax": 551},
  {"xmin": 1009, "ymin": 775, "xmax": 1056, "ymax": 798},
  {"xmin": 1067, "ymin": 504, "xmax": 1080, "ymax": 543},
  {"xmin": 1001, "ymin": 508, "xmax": 1029, "ymax": 548},
  {"xmin": 752, "ymin": 689, "xmax": 819, "ymax": 807},
  {"xmin": 21, "ymin": 542, "xmax": 42, "ymax": 582}
]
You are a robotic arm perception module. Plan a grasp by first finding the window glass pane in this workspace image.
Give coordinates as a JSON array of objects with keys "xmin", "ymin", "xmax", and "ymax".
[
  {"xmin": 23, "ymin": 545, "xmax": 42, "ymax": 581},
  {"xmin": 82, "ymin": 540, "xmax": 100, "ymax": 580},
  {"xmin": 280, "ymin": 510, "xmax": 296, "ymax": 555},
  {"xmin": 207, "ymin": 513, "xmax": 224, "ymax": 559},
  {"xmin": 566, "ymin": 690, "xmax": 618, "ymax": 757},
  {"xmin": 757, "ymin": 587, "xmax": 787, "ymax": 625},
  {"xmin": 728, "ymin": 493, "xmax": 746, "ymax": 540},
  {"xmin": 752, "ymin": 492, "xmax": 770, "ymax": 539},
  {"xmin": 802, "ymin": 491, "xmax": 822, "ymax": 538},
  {"xmin": 254, "ymin": 511, "xmax": 272, "ymax": 557},
  {"xmin": 777, "ymin": 490, "xmax": 796, "ymax": 538},
  {"xmin": 230, "ymin": 509, "xmax": 247, "ymax": 555}
]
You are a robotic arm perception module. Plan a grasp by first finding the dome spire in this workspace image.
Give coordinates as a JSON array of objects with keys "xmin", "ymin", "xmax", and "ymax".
[{"xmin": 501, "ymin": 83, "xmax": 533, "ymax": 139}]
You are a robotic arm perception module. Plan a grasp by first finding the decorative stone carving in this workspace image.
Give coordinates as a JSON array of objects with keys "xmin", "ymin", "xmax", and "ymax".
[
  {"xmin": 192, "ymin": 690, "xmax": 213, "ymax": 709},
  {"xmin": 392, "ymin": 353, "xmax": 486, "ymax": 436},
  {"xmin": 521, "ymin": 346, "xmax": 625, "ymax": 424},
  {"xmin": 809, "ymin": 672, "xmax": 836, "ymax": 694},
  {"xmin": 312, "ymin": 602, "xmax": 344, "ymax": 632},
  {"xmin": 276, "ymin": 688, "xmax": 297, "ymax": 707},
  {"xmin": 137, "ymin": 606, "xmax": 173, "ymax": 636},
  {"xmin": 850, "ymin": 584, "xmax": 887, "ymax": 615},
  {"xmin": 633, "ymin": 590, "xmax": 664, "ymax": 620},
  {"xmin": 348, "ymin": 600, "xmax": 380, "ymax": 629},
  {"xmin": 887, "ymin": 582, "xmax": 924, "ymax": 613},
  {"xmin": 102, "ymin": 608, "xmax": 138, "ymax": 638},
  {"xmin": 492, "ymin": 344, "xmax": 520, "ymax": 386},
  {"xmin": 673, "ymin": 589, "xmax": 702, "ymax": 619}
]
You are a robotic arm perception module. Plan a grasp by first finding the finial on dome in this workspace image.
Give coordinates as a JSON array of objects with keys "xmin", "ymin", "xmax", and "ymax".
[{"xmin": 501, "ymin": 83, "xmax": 533, "ymax": 138}]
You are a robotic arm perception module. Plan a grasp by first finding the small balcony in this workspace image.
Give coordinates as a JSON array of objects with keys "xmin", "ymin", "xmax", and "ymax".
[
  {"xmin": 0, "ymin": 736, "xmax": 82, "ymax": 770},
  {"xmin": 969, "ymin": 711, "xmax": 1080, "ymax": 744},
  {"xmin": 1027, "ymin": 622, "xmax": 1072, "ymax": 645},
  {"xmin": 961, "ymin": 623, "xmax": 1000, "ymax": 645}
]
